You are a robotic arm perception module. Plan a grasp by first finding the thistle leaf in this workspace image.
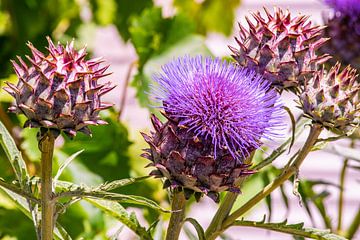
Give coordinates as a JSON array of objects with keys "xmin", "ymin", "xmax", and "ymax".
[
  {"xmin": 185, "ymin": 218, "xmax": 206, "ymax": 240},
  {"xmin": 232, "ymin": 218, "xmax": 346, "ymax": 240},
  {"xmin": 95, "ymin": 176, "xmax": 150, "ymax": 191},
  {"xmin": 85, "ymin": 198, "xmax": 153, "ymax": 240},
  {"xmin": 0, "ymin": 120, "xmax": 28, "ymax": 184},
  {"xmin": 54, "ymin": 149, "xmax": 84, "ymax": 183},
  {"xmin": 53, "ymin": 178, "xmax": 168, "ymax": 212},
  {"xmin": 0, "ymin": 187, "xmax": 71, "ymax": 240}
]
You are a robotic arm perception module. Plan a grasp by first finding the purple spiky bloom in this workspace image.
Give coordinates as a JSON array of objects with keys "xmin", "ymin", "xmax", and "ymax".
[
  {"xmin": 141, "ymin": 56, "xmax": 283, "ymax": 201},
  {"xmin": 320, "ymin": 0, "xmax": 360, "ymax": 68},
  {"xmin": 325, "ymin": 0, "xmax": 360, "ymax": 16},
  {"xmin": 154, "ymin": 56, "xmax": 283, "ymax": 159},
  {"xmin": 4, "ymin": 37, "xmax": 115, "ymax": 138}
]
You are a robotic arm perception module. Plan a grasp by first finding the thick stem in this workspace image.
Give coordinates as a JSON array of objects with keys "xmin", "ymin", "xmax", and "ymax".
[
  {"xmin": 205, "ymin": 192, "xmax": 237, "ymax": 237},
  {"xmin": 207, "ymin": 124, "xmax": 322, "ymax": 240},
  {"xmin": 165, "ymin": 189, "xmax": 186, "ymax": 240},
  {"xmin": 40, "ymin": 132, "xmax": 55, "ymax": 240},
  {"xmin": 205, "ymin": 154, "xmax": 254, "ymax": 238}
]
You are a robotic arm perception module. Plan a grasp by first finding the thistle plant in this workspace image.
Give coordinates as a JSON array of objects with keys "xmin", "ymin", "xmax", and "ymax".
[
  {"xmin": 3, "ymin": 37, "xmax": 114, "ymax": 240},
  {"xmin": 142, "ymin": 56, "xmax": 283, "ymax": 201},
  {"xmin": 142, "ymin": 55, "xmax": 283, "ymax": 239},
  {"xmin": 230, "ymin": 7, "xmax": 331, "ymax": 92},
  {"xmin": 320, "ymin": 0, "xmax": 360, "ymax": 69},
  {"xmin": 0, "ymin": 3, "xmax": 359, "ymax": 240}
]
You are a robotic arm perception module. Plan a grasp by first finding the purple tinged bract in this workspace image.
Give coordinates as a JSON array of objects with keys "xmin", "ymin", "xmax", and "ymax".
[{"xmin": 152, "ymin": 56, "xmax": 283, "ymax": 161}]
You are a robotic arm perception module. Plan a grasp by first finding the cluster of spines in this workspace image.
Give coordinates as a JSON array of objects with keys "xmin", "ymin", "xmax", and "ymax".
[
  {"xmin": 230, "ymin": 7, "xmax": 331, "ymax": 91},
  {"xmin": 4, "ymin": 37, "xmax": 114, "ymax": 137}
]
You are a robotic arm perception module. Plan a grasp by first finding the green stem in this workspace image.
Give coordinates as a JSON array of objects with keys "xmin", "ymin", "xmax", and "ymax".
[
  {"xmin": 166, "ymin": 189, "xmax": 186, "ymax": 240},
  {"xmin": 205, "ymin": 192, "xmax": 237, "ymax": 237},
  {"xmin": 345, "ymin": 204, "xmax": 360, "ymax": 239},
  {"xmin": 207, "ymin": 124, "xmax": 322, "ymax": 240},
  {"xmin": 205, "ymin": 153, "xmax": 254, "ymax": 238},
  {"xmin": 337, "ymin": 139, "xmax": 354, "ymax": 233},
  {"xmin": 40, "ymin": 132, "xmax": 55, "ymax": 240},
  {"xmin": 337, "ymin": 159, "xmax": 349, "ymax": 232}
]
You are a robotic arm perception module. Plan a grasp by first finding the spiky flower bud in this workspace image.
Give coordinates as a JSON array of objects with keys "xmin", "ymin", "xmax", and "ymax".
[
  {"xmin": 230, "ymin": 7, "xmax": 331, "ymax": 92},
  {"xmin": 141, "ymin": 56, "xmax": 283, "ymax": 202},
  {"xmin": 320, "ymin": 0, "xmax": 360, "ymax": 70},
  {"xmin": 4, "ymin": 37, "xmax": 114, "ymax": 138},
  {"xmin": 300, "ymin": 63, "xmax": 359, "ymax": 132}
]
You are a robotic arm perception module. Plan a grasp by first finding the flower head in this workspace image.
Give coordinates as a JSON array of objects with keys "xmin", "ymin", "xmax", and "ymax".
[
  {"xmin": 153, "ymin": 56, "xmax": 283, "ymax": 160},
  {"xmin": 325, "ymin": 0, "xmax": 360, "ymax": 16},
  {"xmin": 4, "ymin": 37, "xmax": 114, "ymax": 138},
  {"xmin": 142, "ymin": 56, "xmax": 283, "ymax": 201},
  {"xmin": 320, "ymin": 0, "xmax": 360, "ymax": 67}
]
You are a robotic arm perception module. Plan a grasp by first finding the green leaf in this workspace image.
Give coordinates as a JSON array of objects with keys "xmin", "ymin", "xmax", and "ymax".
[
  {"xmin": 96, "ymin": 176, "xmax": 150, "ymax": 191},
  {"xmin": 54, "ymin": 149, "xmax": 84, "ymax": 183},
  {"xmin": 53, "ymin": 178, "xmax": 168, "ymax": 212},
  {"xmin": 232, "ymin": 218, "xmax": 347, "ymax": 240},
  {"xmin": 54, "ymin": 222, "xmax": 73, "ymax": 240},
  {"xmin": 0, "ymin": 187, "xmax": 71, "ymax": 240},
  {"xmin": 298, "ymin": 180, "xmax": 332, "ymax": 229},
  {"xmin": 114, "ymin": 0, "xmax": 153, "ymax": 41},
  {"xmin": 85, "ymin": 198, "xmax": 153, "ymax": 240},
  {"xmin": 0, "ymin": 120, "xmax": 28, "ymax": 184},
  {"xmin": 185, "ymin": 218, "xmax": 206, "ymax": 240},
  {"xmin": 261, "ymin": 171, "xmax": 272, "ymax": 221},
  {"xmin": 89, "ymin": 0, "xmax": 117, "ymax": 25},
  {"xmin": 61, "ymin": 110, "xmax": 132, "ymax": 186},
  {"xmin": 279, "ymin": 184, "xmax": 290, "ymax": 212},
  {"xmin": 129, "ymin": 7, "xmax": 210, "ymax": 106},
  {"xmin": 174, "ymin": 0, "xmax": 241, "ymax": 36},
  {"xmin": 130, "ymin": 7, "xmax": 196, "ymax": 67}
]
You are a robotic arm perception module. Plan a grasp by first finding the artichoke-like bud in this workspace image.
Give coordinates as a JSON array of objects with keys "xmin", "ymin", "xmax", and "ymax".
[
  {"xmin": 230, "ymin": 7, "xmax": 331, "ymax": 92},
  {"xmin": 142, "ymin": 114, "xmax": 256, "ymax": 202},
  {"xmin": 141, "ymin": 56, "xmax": 283, "ymax": 202},
  {"xmin": 320, "ymin": 0, "xmax": 360, "ymax": 70},
  {"xmin": 300, "ymin": 63, "xmax": 359, "ymax": 132},
  {"xmin": 4, "ymin": 37, "xmax": 114, "ymax": 138}
]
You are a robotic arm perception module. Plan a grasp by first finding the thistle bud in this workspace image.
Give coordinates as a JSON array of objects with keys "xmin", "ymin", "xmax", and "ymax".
[
  {"xmin": 300, "ymin": 63, "xmax": 359, "ymax": 132},
  {"xmin": 4, "ymin": 37, "xmax": 114, "ymax": 138},
  {"xmin": 230, "ymin": 7, "xmax": 331, "ymax": 92}
]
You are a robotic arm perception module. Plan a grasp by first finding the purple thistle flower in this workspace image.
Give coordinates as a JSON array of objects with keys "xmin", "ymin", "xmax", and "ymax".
[
  {"xmin": 325, "ymin": 0, "xmax": 360, "ymax": 16},
  {"xmin": 152, "ymin": 56, "xmax": 283, "ymax": 161}
]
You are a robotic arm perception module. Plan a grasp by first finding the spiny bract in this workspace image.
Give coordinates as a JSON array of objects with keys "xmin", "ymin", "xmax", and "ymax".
[
  {"xmin": 4, "ymin": 37, "xmax": 114, "ymax": 138},
  {"xmin": 141, "ymin": 56, "xmax": 283, "ymax": 202},
  {"xmin": 230, "ymin": 7, "xmax": 331, "ymax": 92},
  {"xmin": 300, "ymin": 63, "xmax": 360, "ymax": 132}
]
